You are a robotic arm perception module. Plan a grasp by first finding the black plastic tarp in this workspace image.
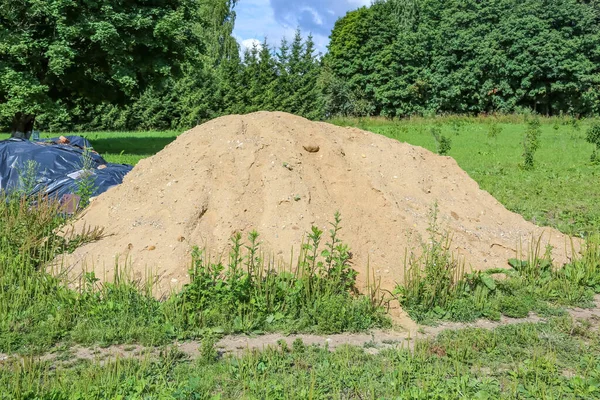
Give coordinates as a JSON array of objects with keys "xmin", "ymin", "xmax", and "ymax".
[
  {"xmin": 34, "ymin": 136, "xmax": 92, "ymax": 149},
  {"xmin": 0, "ymin": 138, "xmax": 132, "ymax": 202}
]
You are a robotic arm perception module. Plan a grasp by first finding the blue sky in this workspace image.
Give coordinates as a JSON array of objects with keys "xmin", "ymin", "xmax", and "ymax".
[{"xmin": 233, "ymin": 0, "xmax": 372, "ymax": 54}]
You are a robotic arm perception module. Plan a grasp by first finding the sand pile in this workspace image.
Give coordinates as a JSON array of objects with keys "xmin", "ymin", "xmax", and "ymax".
[{"xmin": 59, "ymin": 112, "xmax": 577, "ymax": 293}]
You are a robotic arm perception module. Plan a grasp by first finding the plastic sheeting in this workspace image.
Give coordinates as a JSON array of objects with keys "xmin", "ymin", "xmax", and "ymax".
[
  {"xmin": 0, "ymin": 138, "xmax": 132, "ymax": 203},
  {"xmin": 34, "ymin": 136, "xmax": 92, "ymax": 149}
]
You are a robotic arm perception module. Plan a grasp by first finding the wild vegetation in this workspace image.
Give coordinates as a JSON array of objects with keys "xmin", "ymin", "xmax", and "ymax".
[
  {"xmin": 3, "ymin": 0, "xmax": 600, "ymax": 133},
  {"xmin": 2, "ymin": 115, "xmax": 600, "ymax": 397},
  {"xmin": 2, "ymin": 317, "xmax": 600, "ymax": 398},
  {"xmin": 2, "ymin": 0, "xmax": 600, "ymax": 398},
  {"xmin": 0, "ymin": 194, "xmax": 389, "ymax": 356}
]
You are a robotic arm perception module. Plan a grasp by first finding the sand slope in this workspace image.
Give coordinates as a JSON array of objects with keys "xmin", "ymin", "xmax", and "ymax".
[{"xmin": 58, "ymin": 112, "xmax": 578, "ymax": 293}]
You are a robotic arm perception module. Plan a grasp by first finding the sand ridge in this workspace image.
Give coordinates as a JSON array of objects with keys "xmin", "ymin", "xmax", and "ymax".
[{"xmin": 58, "ymin": 112, "xmax": 578, "ymax": 294}]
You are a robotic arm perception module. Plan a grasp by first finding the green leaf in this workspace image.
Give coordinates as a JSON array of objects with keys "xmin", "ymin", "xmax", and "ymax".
[{"xmin": 480, "ymin": 275, "xmax": 496, "ymax": 291}]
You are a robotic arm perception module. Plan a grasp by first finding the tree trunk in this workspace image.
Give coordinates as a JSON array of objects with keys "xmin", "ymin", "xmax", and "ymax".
[{"xmin": 11, "ymin": 113, "xmax": 35, "ymax": 139}]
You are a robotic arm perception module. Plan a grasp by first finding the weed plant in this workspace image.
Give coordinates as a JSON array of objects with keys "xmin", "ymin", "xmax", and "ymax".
[
  {"xmin": 586, "ymin": 123, "xmax": 600, "ymax": 163},
  {"xmin": 75, "ymin": 147, "xmax": 96, "ymax": 207},
  {"xmin": 487, "ymin": 122, "xmax": 502, "ymax": 139},
  {"xmin": 522, "ymin": 118, "xmax": 541, "ymax": 170},
  {"xmin": 431, "ymin": 126, "xmax": 452, "ymax": 155},
  {"xmin": 397, "ymin": 207, "xmax": 600, "ymax": 323},
  {"xmin": 0, "ymin": 198, "xmax": 389, "ymax": 354},
  {"xmin": 174, "ymin": 212, "xmax": 389, "ymax": 334}
]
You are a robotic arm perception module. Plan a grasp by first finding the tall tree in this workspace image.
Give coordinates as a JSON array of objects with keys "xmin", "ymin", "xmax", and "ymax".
[
  {"xmin": 326, "ymin": 0, "xmax": 600, "ymax": 117},
  {"xmin": 0, "ymin": 0, "xmax": 201, "ymax": 137}
]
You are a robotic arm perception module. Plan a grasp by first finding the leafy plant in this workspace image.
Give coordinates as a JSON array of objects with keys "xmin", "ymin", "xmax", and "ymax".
[
  {"xmin": 431, "ymin": 127, "xmax": 452, "ymax": 155},
  {"xmin": 522, "ymin": 118, "xmax": 541, "ymax": 170},
  {"xmin": 487, "ymin": 122, "xmax": 502, "ymax": 139},
  {"xmin": 586, "ymin": 123, "xmax": 600, "ymax": 163},
  {"xmin": 174, "ymin": 214, "xmax": 389, "ymax": 335}
]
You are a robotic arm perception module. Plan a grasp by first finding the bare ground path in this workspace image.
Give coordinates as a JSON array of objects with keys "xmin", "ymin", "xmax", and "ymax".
[{"xmin": 2, "ymin": 295, "xmax": 598, "ymax": 367}]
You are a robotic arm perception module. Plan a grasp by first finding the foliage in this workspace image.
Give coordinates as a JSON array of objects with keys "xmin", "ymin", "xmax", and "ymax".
[
  {"xmin": 324, "ymin": 0, "xmax": 600, "ymax": 118},
  {"xmin": 0, "ymin": 0, "xmax": 202, "ymax": 133},
  {"xmin": 396, "ymin": 210, "xmax": 600, "ymax": 323},
  {"xmin": 174, "ymin": 214, "xmax": 387, "ymax": 335},
  {"xmin": 396, "ymin": 205, "xmax": 499, "ymax": 322},
  {"xmin": 0, "ymin": 199, "xmax": 389, "ymax": 354},
  {"xmin": 586, "ymin": 123, "xmax": 600, "ymax": 163},
  {"xmin": 522, "ymin": 118, "xmax": 542, "ymax": 169}
]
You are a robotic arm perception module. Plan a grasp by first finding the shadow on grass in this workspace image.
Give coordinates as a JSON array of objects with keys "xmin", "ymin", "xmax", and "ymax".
[{"xmin": 89, "ymin": 136, "xmax": 177, "ymax": 156}]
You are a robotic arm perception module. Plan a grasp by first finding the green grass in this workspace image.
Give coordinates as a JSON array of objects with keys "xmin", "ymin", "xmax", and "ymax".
[
  {"xmin": 393, "ymin": 204, "xmax": 600, "ymax": 324},
  {"xmin": 2, "ymin": 317, "xmax": 599, "ymax": 399},
  {"xmin": 331, "ymin": 115, "xmax": 600, "ymax": 237},
  {"xmin": 80, "ymin": 130, "xmax": 180, "ymax": 165},
  {"xmin": 0, "ymin": 196, "xmax": 389, "ymax": 355},
  {"xmin": 3, "ymin": 115, "xmax": 600, "ymax": 398}
]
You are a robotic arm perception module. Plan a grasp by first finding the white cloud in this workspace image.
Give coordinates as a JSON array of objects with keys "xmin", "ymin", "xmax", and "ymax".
[
  {"xmin": 300, "ymin": 6, "xmax": 324, "ymax": 26},
  {"xmin": 240, "ymin": 38, "xmax": 263, "ymax": 52},
  {"xmin": 233, "ymin": 0, "xmax": 371, "ymax": 54}
]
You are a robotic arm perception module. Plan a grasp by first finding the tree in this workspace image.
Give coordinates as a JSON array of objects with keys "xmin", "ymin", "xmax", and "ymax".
[
  {"xmin": 0, "ymin": 0, "xmax": 200, "ymax": 137},
  {"xmin": 325, "ymin": 0, "xmax": 600, "ymax": 118}
]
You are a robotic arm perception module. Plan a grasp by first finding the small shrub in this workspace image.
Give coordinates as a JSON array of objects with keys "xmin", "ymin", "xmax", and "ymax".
[
  {"xmin": 586, "ymin": 123, "xmax": 600, "ymax": 163},
  {"xmin": 487, "ymin": 122, "xmax": 502, "ymax": 139},
  {"xmin": 431, "ymin": 127, "xmax": 452, "ymax": 155},
  {"xmin": 522, "ymin": 118, "xmax": 541, "ymax": 170}
]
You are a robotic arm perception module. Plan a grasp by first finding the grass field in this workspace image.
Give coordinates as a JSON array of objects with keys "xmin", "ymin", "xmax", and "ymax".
[
  {"xmin": 2, "ymin": 115, "xmax": 600, "ymax": 398},
  {"xmin": 331, "ymin": 116, "xmax": 600, "ymax": 237}
]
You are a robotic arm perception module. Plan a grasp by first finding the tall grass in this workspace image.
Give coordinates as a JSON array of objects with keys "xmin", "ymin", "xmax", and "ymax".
[
  {"xmin": 397, "ymin": 206, "xmax": 600, "ymax": 323},
  {"xmin": 0, "ymin": 196, "xmax": 389, "ymax": 354}
]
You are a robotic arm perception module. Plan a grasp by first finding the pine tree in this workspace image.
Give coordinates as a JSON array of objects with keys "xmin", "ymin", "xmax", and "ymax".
[
  {"xmin": 257, "ymin": 39, "xmax": 277, "ymax": 110},
  {"xmin": 274, "ymin": 37, "xmax": 292, "ymax": 111}
]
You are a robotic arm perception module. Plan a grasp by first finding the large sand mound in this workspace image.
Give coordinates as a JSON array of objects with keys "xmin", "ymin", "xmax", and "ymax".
[{"xmin": 59, "ymin": 112, "xmax": 577, "ymax": 293}]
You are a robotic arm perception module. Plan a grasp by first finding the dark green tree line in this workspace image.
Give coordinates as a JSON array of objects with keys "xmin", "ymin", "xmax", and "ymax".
[
  {"xmin": 0, "ymin": 0, "xmax": 203, "ymax": 136},
  {"xmin": 324, "ymin": 0, "xmax": 600, "ymax": 117},
  {"xmin": 1, "ymin": 1, "xmax": 322, "ymax": 133}
]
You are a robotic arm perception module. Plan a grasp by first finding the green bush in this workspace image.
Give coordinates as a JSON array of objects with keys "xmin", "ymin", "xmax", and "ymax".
[
  {"xmin": 586, "ymin": 123, "xmax": 600, "ymax": 163},
  {"xmin": 522, "ymin": 118, "xmax": 541, "ymax": 170},
  {"xmin": 431, "ymin": 127, "xmax": 452, "ymax": 155}
]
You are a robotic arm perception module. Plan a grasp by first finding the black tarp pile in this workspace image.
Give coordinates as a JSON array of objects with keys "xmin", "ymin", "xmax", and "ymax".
[{"xmin": 0, "ymin": 136, "xmax": 132, "ymax": 210}]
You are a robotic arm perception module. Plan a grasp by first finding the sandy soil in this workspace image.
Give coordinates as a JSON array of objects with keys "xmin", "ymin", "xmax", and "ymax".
[{"xmin": 56, "ymin": 111, "xmax": 578, "ymax": 296}]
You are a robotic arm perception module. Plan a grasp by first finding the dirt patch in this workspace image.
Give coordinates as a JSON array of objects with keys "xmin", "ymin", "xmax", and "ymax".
[{"xmin": 56, "ymin": 112, "xmax": 578, "ymax": 295}]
